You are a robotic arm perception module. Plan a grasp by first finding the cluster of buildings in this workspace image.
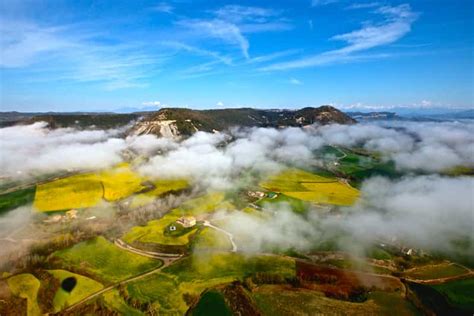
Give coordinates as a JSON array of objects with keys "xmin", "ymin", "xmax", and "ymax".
[{"xmin": 43, "ymin": 209, "xmax": 78, "ymax": 223}]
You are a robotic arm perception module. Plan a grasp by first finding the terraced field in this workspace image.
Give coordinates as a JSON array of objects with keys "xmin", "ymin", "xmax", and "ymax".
[
  {"xmin": 260, "ymin": 168, "xmax": 359, "ymax": 206},
  {"xmin": 53, "ymin": 236, "xmax": 162, "ymax": 283},
  {"xmin": 48, "ymin": 269, "xmax": 103, "ymax": 312},
  {"xmin": 6, "ymin": 273, "xmax": 41, "ymax": 316}
]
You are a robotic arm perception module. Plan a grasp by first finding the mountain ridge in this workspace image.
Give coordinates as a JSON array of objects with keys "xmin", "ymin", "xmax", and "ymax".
[{"xmin": 131, "ymin": 106, "xmax": 356, "ymax": 138}]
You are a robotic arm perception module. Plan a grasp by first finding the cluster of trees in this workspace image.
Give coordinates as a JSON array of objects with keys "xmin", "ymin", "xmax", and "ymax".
[{"xmin": 36, "ymin": 270, "xmax": 60, "ymax": 312}]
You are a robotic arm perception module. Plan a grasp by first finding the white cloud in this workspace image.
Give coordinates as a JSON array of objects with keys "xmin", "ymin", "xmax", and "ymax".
[
  {"xmin": 261, "ymin": 4, "xmax": 418, "ymax": 71},
  {"xmin": 142, "ymin": 101, "xmax": 161, "ymax": 106},
  {"xmin": 216, "ymin": 101, "xmax": 224, "ymax": 106},
  {"xmin": 213, "ymin": 5, "xmax": 279, "ymax": 23},
  {"xmin": 311, "ymin": 0, "xmax": 339, "ymax": 6},
  {"xmin": 177, "ymin": 19, "xmax": 250, "ymax": 59},
  {"xmin": 289, "ymin": 77, "xmax": 303, "ymax": 85}
]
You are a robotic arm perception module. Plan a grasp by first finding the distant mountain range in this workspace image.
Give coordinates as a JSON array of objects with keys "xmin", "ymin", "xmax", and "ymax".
[
  {"xmin": 346, "ymin": 109, "xmax": 474, "ymax": 121},
  {"xmin": 0, "ymin": 106, "xmax": 355, "ymax": 137}
]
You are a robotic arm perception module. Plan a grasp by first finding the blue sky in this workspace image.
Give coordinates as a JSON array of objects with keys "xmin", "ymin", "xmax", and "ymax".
[{"xmin": 0, "ymin": 0, "xmax": 472, "ymax": 112}]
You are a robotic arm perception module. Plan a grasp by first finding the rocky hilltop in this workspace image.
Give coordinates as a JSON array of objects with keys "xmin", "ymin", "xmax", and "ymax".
[{"xmin": 131, "ymin": 106, "xmax": 356, "ymax": 138}]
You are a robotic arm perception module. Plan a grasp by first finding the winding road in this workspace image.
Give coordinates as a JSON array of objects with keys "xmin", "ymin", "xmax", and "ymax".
[
  {"xmin": 59, "ymin": 239, "xmax": 184, "ymax": 314},
  {"xmin": 203, "ymin": 220, "xmax": 238, "ymax": 252}
]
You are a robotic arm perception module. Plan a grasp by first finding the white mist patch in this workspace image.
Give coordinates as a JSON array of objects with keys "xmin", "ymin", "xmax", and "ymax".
[
  {"xmin": 0, "ymin": 122, "xmax": 126, "ymax": 177},
  {"xmin": 339, "ymin": 175, "xmax": 474, "ymax": 253}
]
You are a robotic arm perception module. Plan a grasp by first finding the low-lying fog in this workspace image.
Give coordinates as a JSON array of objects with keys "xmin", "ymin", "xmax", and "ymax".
[{"xmin": 1, "ymin": 120, "xmax": 473, "ymax": 260}]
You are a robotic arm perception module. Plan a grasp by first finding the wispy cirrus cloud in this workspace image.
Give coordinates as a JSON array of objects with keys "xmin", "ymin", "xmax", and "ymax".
[
  {"xmin": 346, "ymin": 2, "xmax": 381, "ymax": 10},
  {"xmin": 176, "ymin": 5, "xmax": 291, "ymax": 60},
  {"xmin": 163, "ymin": 41, "xmax": 232, "ymax": 65},
  {"xmin": 289, "ymin": 77, "xmax": 303, "ymax": 85},
  {"xmin": 213, "ymin": 5, "xmax": 280, "ymax": 23},
  {"xmin": 261, "ymin": 4, "xmax": 418, "ymax": 71},
  {"xmin": 311, "ymin": 0, "xmax": 339, "ymax": 7},
  {"xmin": 0, "ymin": 19, "xmax": 162, "ymax": 90}
]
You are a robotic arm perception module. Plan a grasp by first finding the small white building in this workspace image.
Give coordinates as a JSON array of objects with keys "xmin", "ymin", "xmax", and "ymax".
[{"xmin": 177, "ymin": 216, "xmax": 196, "ymax": 228}]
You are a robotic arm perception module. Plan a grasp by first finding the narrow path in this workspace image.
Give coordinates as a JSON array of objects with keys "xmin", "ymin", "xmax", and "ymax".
[
  {"xmin": 203, "ymin": 221, "xmax": 237, "ymax": 252},
  {"xmin": 58, "ymin": 252, "xmax": 185, "ymax": 314}
]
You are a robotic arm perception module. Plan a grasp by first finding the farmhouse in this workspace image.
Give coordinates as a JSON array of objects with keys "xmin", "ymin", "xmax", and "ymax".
[{"xmin": 177, "ymin": 216, "xmax": 196, "ymax": 228}]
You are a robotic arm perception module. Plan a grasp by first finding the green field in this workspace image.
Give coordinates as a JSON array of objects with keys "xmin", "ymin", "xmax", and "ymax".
[
  {"xmin": 48, "ymin": 269, "xmax": 103, "ymax": 312},
  {"xmin": 192, "ymin": 227, "xmax": 233, "ymax": 251},
  {"xmin": 256, "ymin": 193, "xmax": 309, "ymax": 213},
  {"xmin": 431, "ymin": 278, "xmax": 474, "ymax": 310},
  {"xmin": 53, "ymin": 236, "xmax": 162, "ymax": 283},
  {"xmin": 164, "ymin": 253, "xmax": 295, "ymax": 283},
  {"xmin": 403, "ymin": 263, "xmax": 469, "ymax": 280},
  {"xmin": 320, "ymin": 146, "xmax": 399, "ymax": 187},
  {"xmin": 0, "ymin": 187, "xmax": 36, "ymax": 214},
  {"xmin": 7, "ymin": 273, "xmax": 42, "ymax": 316},
  {"xmin": 126, "ymin": 273, "xmax": 182, "ymax": 313}
]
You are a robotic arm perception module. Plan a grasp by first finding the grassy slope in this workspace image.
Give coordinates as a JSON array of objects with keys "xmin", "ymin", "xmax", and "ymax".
[
  {"xmin": 48, "ymin": 269, "xmax": 103, "ymax": 312},
  {"xmin": 253, "ymin": 285, "xmax": 418, "ymax": 316},
  {"xmin": 192, "ymin": 227, "xmax": 233, "ymax": 252},
  {"xmin": 53, "ymin": 236, "xmax": 162, "ymax": 283},
  {"xmin": 7, "ymin": 273, "xmax": 42, "ymax": 316}
]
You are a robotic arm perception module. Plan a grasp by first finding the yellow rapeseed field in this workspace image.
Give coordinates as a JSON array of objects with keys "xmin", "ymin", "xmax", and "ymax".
[
  {"xmin": 34, "ymin": 163, "xmax": 147, "ymax": 212},
  {"xmin": 260, "ymin": 168, "xmax": 359, "ymax": 206},
  {"xmin": 34, "ymin": 173, "xmax": 103, "ymax": 211}
]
